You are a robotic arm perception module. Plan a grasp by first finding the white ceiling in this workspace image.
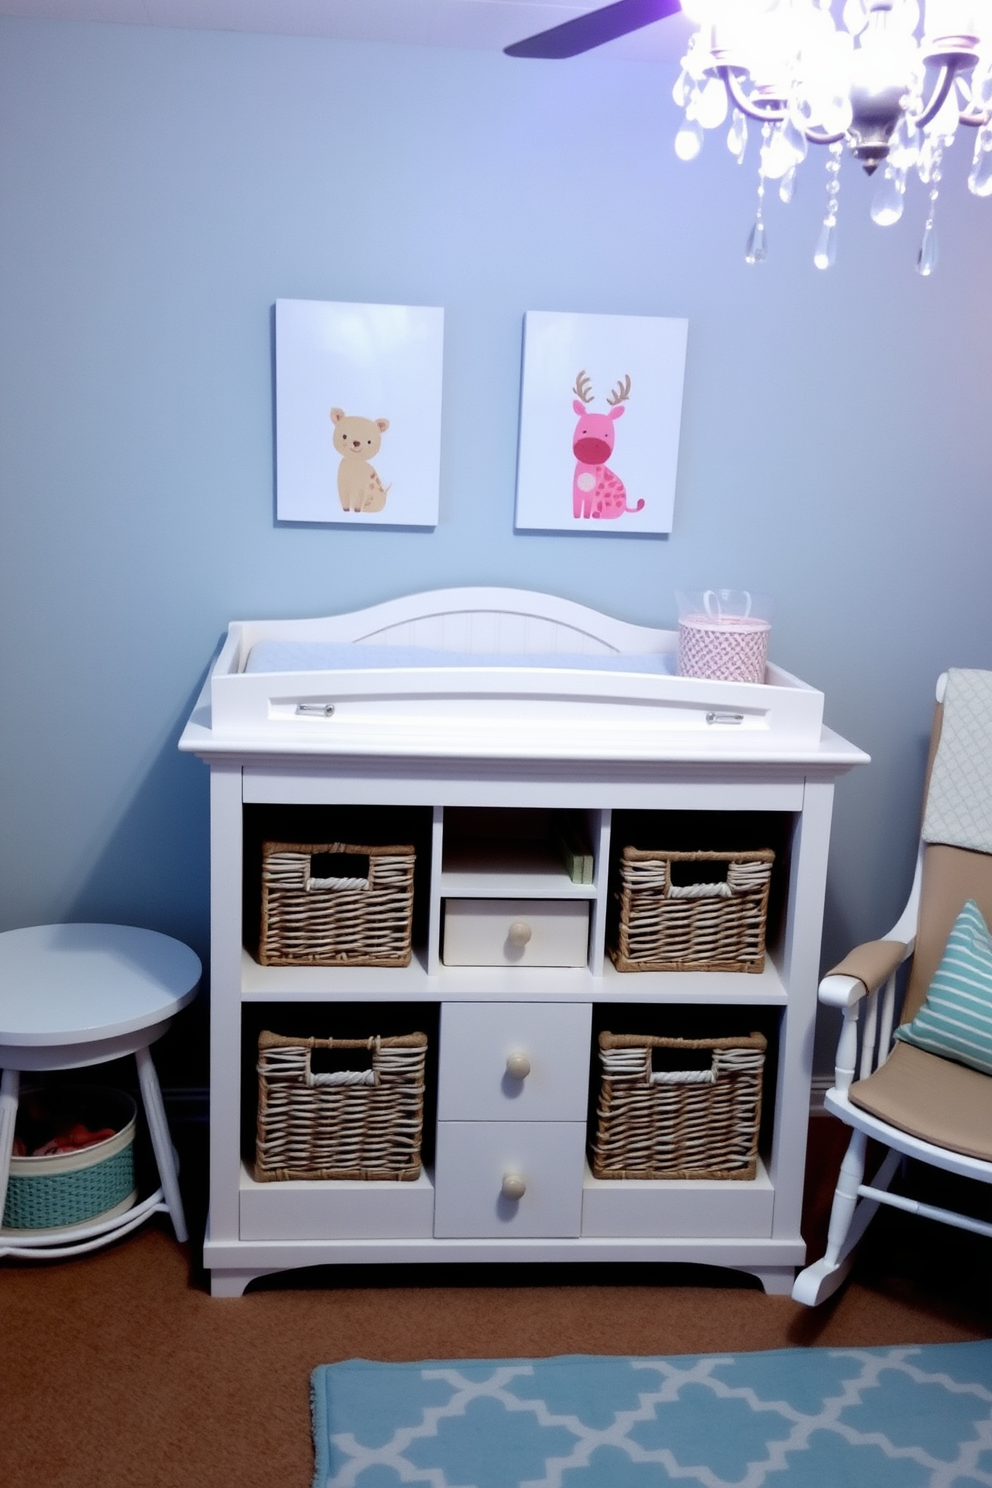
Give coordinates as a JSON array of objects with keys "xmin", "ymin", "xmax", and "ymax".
[{"xmin": 0, "ymin": 0, "xmax": 694, "ymax": 62}]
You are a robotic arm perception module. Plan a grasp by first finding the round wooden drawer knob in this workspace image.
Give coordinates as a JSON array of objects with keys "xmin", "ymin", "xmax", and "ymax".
[
  {"xmin": 507, "ymin": 921, "xmax": 533, "ymax": 948},
  {"xmin": 501, "ymin": 1173, "xmax": 527, "ymax": 1201},
  {"xmin": 505, "ymin": 1052, "xmax": 531, "ymax": 1080}
]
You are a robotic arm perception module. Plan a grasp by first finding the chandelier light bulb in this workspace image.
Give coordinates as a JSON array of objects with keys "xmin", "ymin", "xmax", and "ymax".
[
  {"xmin": 761, "ymin": 123, "xmax": 800, "ymax": 178},
  {"xmin": 695, "ymin": 76, "xmax": 730, "ymax": 129},
  {"xmin": 889, "ymin": 0, "xmax": 922, "ymax": 34},
  {"xmin": 675, "ymin": 0, "xmax": 992, "ymax": 270},
  {"xmin": 842, "ymin": 0, "xmax": 869, "ymax": 34}
]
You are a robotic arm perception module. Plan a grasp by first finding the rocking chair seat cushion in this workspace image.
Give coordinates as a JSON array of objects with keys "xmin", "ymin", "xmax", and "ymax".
[{"xmin": 849, "ymin": 1041, "xmax": 992, "ymax": 1163}]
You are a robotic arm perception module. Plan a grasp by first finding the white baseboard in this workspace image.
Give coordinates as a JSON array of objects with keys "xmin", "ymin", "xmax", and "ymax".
[{"xmin": 809, "ymin": 1076, "xmax": 832, "ymax": 1116}]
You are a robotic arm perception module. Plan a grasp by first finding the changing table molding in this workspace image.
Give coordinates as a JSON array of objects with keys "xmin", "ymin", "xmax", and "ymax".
[
  {"xmin": 198, "ymin": 587, "xmax": 828, "ymax": 755},
  {"xmin": 180, "ymin": 588, "xmax": 868, "ymax": 1297}
]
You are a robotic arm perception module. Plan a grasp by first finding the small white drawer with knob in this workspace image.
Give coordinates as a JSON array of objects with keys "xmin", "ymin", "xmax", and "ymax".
[
  {"xmin": 438, "ymin": 1001, "xmax": 591, "ymax": 1122},
  {"xmin": 441, "ymin": 899, "xmax": 589, "ymax": 967},
  {"xmin": 433, "ymin": 1120, "xmax": 586, "ymax": 1238}
]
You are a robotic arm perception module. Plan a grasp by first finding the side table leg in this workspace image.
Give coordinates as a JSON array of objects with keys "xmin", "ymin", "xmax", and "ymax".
[
  {"xmin": 0, "ymin": 1068, "xmax": 20, "ymax": 1230},
  {"xmin": 135, "ymin": 1046, "xmax": 188, "ymax": 1243}
]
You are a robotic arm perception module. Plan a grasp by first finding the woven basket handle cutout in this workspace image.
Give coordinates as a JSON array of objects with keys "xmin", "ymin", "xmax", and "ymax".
[
  {"xmin": 647, "ymin": 1046, "xmax": 766, "ymax": 1086},
  {"xmin": 650, "ymin": 1066, "xmax": 716, "ymax": 1085},
  {"xmin": 305, "ymin": 1036, "xmax": 380, "ymax": 1088},
  {"xmin": 306, "ymin": 849, "xmax": 371, "ymax": 893},
  {"xmin": 666, "ymin": 881, "xmax": 732, "ymax": 900},
  {"xmin": 665, "ymin": 856, "xmax": 732, "ymax": 901}
]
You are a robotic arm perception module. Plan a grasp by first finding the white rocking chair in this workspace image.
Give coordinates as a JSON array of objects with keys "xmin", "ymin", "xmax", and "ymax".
[{"xmin": 793, "ymin": 671, "xmax": 992, "ymax": 1307}]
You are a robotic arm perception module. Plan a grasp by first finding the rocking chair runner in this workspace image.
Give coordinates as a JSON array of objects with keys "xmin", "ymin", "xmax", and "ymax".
[{"xmin": 793, "ymin": 669, "xmax": 992, "ymax": 1307}]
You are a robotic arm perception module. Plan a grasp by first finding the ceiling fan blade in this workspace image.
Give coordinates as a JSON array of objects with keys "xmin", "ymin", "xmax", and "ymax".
[{"xmin": 504, "ymin": 0, "xmax": 683, "ymax": 60}]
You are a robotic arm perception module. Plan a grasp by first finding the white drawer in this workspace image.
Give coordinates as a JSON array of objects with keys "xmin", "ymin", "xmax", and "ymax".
[
  {"xmin": 433, "ymin": 1121, "xmax": 586, "ymax": 1238},
  {"xmin": 442, "ymin": 898, "xmax": 589, "ymax": 967},
  {"xmin": 438, "ymin": 1001, "xmax": 591, "ymax": 1122}
]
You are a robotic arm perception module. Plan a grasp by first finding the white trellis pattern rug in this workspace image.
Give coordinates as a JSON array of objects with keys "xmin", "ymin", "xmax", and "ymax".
[{"xmin": 311, "ymin": 1341, "xmax": 992, "ymax": 1487}]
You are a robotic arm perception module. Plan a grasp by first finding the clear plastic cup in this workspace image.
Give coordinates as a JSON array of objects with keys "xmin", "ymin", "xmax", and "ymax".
[{"xmin": 676, "ymin": 590, "xmax": 771, "ymax": 684}]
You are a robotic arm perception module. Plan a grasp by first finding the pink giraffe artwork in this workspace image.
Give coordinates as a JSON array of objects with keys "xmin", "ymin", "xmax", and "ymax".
[{"xmin": 571, "ymin": 370, "xmax": 645, "ymax": 520}]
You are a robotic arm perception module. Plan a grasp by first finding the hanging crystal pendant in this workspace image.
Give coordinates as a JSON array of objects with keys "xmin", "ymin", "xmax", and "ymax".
[
  {"xmin": 871, "ymin": 166, "xmax": 906, "ymax": 226},
  {"xmin": 968, "ymin": 128, "xmax": 992, "ymax": 197},
  {"xmin": 917, "ymin": 147, "xmax": 942, "ymax": 277},
  {"xmin": 917, "ymin": 220, "xmax": 939, "ymax": 275},
  {"xmin": 917, "ymin": 133, "xmax": 938, "ymax": 186},
  {"xmin": 727, "ymin": 109, "xmax": 747, "ymax": 164},
  {"xmin": 779, "ymin": 166, "xmax": 797, "ymax": 205},
  {"xmin": 746, "ymin": 125, "xmax": 770, "ymax": 265},
  {"xmin": 814, "ymin": 219, "xmax": 838, "ymax": 270},
  {"xmin": 745, "ymin": 218, "xmax": 768, "ymax": 264},
  {"xmin": 675, "ymin": 119, "xmax": 704, "ymax": 162},
  {"xmin": 814, "ymin": 143, "xmax": 843, "ymax": 271},
  {"xmin": 781, "ymin": 116, "xmax": 808, "ymax": 168}
]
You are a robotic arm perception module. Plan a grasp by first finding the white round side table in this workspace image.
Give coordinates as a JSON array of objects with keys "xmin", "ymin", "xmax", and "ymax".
[{"xmin": 0, "ymin": 923, "xmax": 201, "ymax": 1260}]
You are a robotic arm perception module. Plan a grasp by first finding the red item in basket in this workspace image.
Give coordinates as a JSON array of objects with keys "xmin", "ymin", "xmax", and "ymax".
[{"xmin": 32, "ymin": 1123, "xmax": 116, "ymax": 1156}]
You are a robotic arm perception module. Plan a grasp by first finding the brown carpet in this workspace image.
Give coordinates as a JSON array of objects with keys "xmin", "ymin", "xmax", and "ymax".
[{"xmin": 2, "ymin": 1117, "xmax": 990, "ymax": 1488}]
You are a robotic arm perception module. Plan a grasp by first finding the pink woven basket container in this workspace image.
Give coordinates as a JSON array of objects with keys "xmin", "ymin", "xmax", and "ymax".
[{"xmin": 676, "ymin": 590, "xmax": 771, "ymax": 684}]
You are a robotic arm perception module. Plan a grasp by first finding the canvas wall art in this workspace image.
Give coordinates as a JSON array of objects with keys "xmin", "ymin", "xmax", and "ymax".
[
  {"xmin": 514, "ymin": 310, "xmax": 688, "ymax": 535},
  {"xmin": 276, "ymin": 299, "xmax": 444, "ymax": 527}
]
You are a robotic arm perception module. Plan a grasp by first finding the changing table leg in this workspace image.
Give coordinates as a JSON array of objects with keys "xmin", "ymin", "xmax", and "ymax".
[
  {"xmin": 747, "ymin": 1264, "xmax": 797, "ymax": 1296},
  {"xmin": 0, "ymin": 1068, "xmax": 20, "ymax": 1232},
  {"xmin": 136, "ymin": 1046, "xmax": 188, "ymax": 1243}
]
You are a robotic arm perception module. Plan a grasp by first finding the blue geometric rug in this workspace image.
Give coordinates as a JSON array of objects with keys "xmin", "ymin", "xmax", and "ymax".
[{"xmin": 311, "ymin": 1341, "xmax": 992, "ymax": 1487}]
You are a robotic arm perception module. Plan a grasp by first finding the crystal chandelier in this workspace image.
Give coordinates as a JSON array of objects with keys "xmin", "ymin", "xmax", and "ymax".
[{"xmin": 674, "ymin": 0, "xmax": 992, "ymax": 272}]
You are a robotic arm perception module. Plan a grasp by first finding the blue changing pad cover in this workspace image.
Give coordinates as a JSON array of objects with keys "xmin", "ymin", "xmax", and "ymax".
[{"xmin": 244, "ymin": 641, "xmax": 674, "ymax": 676}]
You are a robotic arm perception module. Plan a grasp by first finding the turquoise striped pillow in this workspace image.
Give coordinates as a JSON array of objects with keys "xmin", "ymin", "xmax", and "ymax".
[{"xmin": 896, "ymin": 899, "xmax": 992, "ymax": 1075}]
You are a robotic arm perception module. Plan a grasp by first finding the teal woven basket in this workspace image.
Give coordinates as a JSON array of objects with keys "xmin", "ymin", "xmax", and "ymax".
[{"xmin": 2, "ymin": 1086, "xmax": 137, "ymax": 1234}]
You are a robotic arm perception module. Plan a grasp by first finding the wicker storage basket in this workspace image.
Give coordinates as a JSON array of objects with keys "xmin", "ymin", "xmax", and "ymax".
[
  {"xmin": 610, "ymin": 847, "xmax": 774, "ymax": 973},
  {"xmin": 1, "ymin": 1087, "xmax": 137, "ymax": 1233},
  {"xmin": 258, "ymin": 841, "xmax": 416, "ymax": 967},
  {"xmin": 254, "ymin": 1030, "xmax": 428, "ymax": 1181},
  {"xmin": 591, "ymin": 1031, "xmax": 767, "ymax": 1180}
]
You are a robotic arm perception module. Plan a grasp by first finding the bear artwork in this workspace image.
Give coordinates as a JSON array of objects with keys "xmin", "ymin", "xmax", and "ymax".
[{"xmin": 330, "ymin": 407, "xmax": 392, "ymax": 513}]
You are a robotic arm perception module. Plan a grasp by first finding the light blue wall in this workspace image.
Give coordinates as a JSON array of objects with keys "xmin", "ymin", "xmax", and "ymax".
[{"xmin": 2, "ymin": 17, "xmax": 992, "ymax": 1076}]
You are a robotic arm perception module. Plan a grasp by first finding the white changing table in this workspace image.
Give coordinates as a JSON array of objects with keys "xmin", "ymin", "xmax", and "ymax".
[{"xmin": 180, "ymin": 587, "xmax": 868, "ymax": 1297}]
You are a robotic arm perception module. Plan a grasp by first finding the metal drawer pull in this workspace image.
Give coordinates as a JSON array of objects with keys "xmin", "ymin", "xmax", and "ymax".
[
  {"xmin": 505, "ymin": 1052, "xmax": 531, "ymax": 1081},
  {"xmin": 501, "ymin": 1173, "xmax": 526, "ymax": 1201},
  {"xmin": 296, "ymin": 702, "xmax": 335, "ymax": 717},
  {"xmin": 706, "ymin": 711, "xmax": 744, "ymax": 725},
  {"xmin": 507, "ymin": 921, "xmax": 533, "ymax": 947}
]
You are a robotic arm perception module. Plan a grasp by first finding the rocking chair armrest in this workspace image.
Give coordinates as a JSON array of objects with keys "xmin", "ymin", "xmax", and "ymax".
[
  {"xmin": 819, "ymin": 974, "xmax": 872, "ymax": 1011},
  {"xmin": 821, "ymin": 939, "xmax": 910, "ymax": 1095},
  {"xmin": 819, "ymin": 940, "xmax": 910, "ymax": 1008}
]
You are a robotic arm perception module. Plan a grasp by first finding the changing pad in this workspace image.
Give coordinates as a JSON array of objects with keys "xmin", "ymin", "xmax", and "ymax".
[{"xmin": 244, "ymin": 641, "xmax": 675, "ymax": 676}]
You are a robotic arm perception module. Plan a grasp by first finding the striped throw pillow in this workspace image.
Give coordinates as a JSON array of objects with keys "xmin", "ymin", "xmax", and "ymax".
[{"xmin": 896, "ymin": 899, "xmax": 992, "ymax": 1076}]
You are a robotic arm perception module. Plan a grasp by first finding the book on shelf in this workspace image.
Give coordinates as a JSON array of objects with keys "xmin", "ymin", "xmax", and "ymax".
[{"xmin": 557, "ymin": 823, "xmax": 594, "ymax": 884}]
